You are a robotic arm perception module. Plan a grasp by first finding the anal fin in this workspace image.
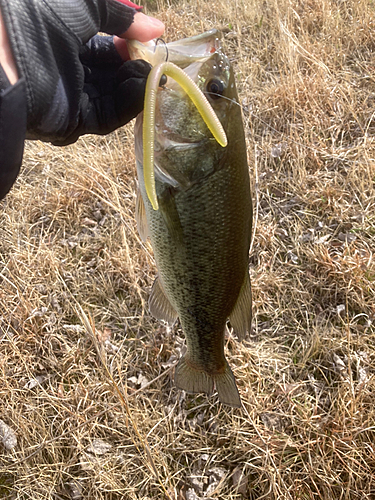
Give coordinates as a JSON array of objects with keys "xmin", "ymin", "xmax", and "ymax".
[
  {"xmin": 229, "ymin": 270, "xmax": 252, "ymax": 341},
  {"xmin": 175, "ymin": 357, "xmax": 242, "ymax": 408},
  {"xmin": 149, "ymin": 276, "xmax": 178, "ymax": 325}
]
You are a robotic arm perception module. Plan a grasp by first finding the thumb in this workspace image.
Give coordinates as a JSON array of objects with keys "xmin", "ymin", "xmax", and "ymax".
[{"xmin": 114, "ymin": 12, "xmax": 165, "ymax": 60}]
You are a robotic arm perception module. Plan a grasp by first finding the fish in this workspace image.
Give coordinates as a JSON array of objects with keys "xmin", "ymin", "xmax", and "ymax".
[{"xmin": 128, "ymin": 30, "xmax": 253, "ymax": 407}]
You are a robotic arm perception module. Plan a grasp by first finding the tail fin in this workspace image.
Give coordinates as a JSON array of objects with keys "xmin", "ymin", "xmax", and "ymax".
[
  {"xmin": 175, "ymin": 357, "xmax": 242, "ymax": 408},
  {"xmin": 215, "ymin": 363, "xmax": 242, "ymax": 408}
]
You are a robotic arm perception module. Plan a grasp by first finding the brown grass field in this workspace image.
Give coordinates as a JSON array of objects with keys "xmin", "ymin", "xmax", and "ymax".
[{"xmin": 1, "ymin": 0, "xmax": 375, "ymax": 498}]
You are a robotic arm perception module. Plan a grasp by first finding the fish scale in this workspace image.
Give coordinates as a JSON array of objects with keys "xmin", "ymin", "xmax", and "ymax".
[{"xmin": 130, "ymin": 30, "xmax": 253, "ymax": 407}]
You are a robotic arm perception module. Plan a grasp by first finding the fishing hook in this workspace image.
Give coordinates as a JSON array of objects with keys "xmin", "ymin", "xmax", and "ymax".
[{"xmin": 154, "ymin": 38, "xmax": 169, "ymax": 63}]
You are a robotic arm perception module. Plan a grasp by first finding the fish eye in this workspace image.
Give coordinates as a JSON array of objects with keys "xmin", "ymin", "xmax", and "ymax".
[{"xmin": 206, "ymin": 78, "xmax": 225, "ymax": 99}]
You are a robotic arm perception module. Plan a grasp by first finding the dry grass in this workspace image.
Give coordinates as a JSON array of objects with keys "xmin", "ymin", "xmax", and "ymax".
[{"xmin": 1, "ymin": 0, "xmax": 375, "ymax": 498}]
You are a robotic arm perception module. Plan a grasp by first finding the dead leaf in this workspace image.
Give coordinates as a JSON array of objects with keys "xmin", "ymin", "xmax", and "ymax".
[
  {"xmin": 58, "ymin": 382, "xmax": 65, "ymax": 398},
  {"xmin": 276, "ymin": 382, "xmax": 300, "ymax": 396},
  {"xmin": 86, "ymin": 439, "xmax": 112, "ymax": 455},
  {"xmin": 105, "ymin": 339, "xmax": 119, "ymax": 352},
  {"xmin": 24, "ymin": 375, "xmax": 47, "ymax": 390},
  {"xmin": 232, "ymin": 468, "xmax": 248, "ymax": 496},
  {"xmin": 332, "ymin": 353, "xmax": 348, "ymax": 380},
  {"xmin": 356, "ymin": 351, "xmax": 370, "ymax": 390},
  {"xmin": 338, "ymin": 232, "xmax": 356, "ymax": 243},
  {"xmin": 315, "ymin": 234, "xmax": 331, "ymax": 244},
  {"xmin": 261, "ymin": 412, "xmax": 284, "ymax": 432},
  {"xmin": 81, "ymin": 217, "xmax": 97, "ymax": 227},
  {"xmin": 97, "ymin": 327, "xmax": 112, "ymax": 343},
  {"xmin": 336, "ymin": 304, "xmax": 345, "ymax": 316},
  {"xmin": 0, "ymin": 419, "xmax": 17, "ymax": 450},
  {"xmin": 271, "ymin": 142, "xmax": 287, "ymax": 158},
  {"xmin": 67, "ymin": 480, "xmax": 83, "ymax": 500},
  {"xmin": 128, "ymin": 373, "xmax": 149, "ymax": 389},
  {"xmin": 185, "ymin": 488, "xmax": 201, "ymax": 500},
  {"xmin": 205, "ymin": 467, "xmax": 227, "ymax": 496}
]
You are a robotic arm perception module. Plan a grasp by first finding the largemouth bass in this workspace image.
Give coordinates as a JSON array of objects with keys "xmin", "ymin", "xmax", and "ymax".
[{"xmin": 129, "ymin": 30, "xmax": 252, "ymax": 407}]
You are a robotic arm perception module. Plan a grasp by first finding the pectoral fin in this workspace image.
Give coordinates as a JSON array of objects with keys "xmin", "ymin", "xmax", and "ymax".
[
  {"xmin": 149, "ymin": 276, "xmax": 178, "ymax": 325},
  {"xmin": 229, "ymin": 271, "xmax": 252, "ymax": 341},
  {"xmin": 175, "ymin": 357, "xmax": 242, "ymax": 408},
  {"xmin": 135, "ymin": 188, "xmax": 149, "ymax": 242},
  {"xmin": 159, "ymin": 186, "xmax": 184, "ymax": 245}
]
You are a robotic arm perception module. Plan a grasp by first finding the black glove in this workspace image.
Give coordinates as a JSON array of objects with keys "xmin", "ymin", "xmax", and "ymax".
[
  {"xmin": 55, "ymin": 35, "xmax": 151, "ymax": 145},
  {"xmin": 0, "ymin": 0, "xmax": 150, "ymax": 144}
]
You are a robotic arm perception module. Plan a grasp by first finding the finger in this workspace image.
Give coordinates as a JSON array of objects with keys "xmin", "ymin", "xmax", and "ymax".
[
  {"xmin": 114, "ymin": 12, "xmax": 165, "ymax": 60},
  {"xmin": 113, "ymin": 38, "xmax": 130, "ymax": 61},
  {"xmin": 121, "ymin": 12, "xmax": 165, "ymax": 41},
  {"xmin": 116, "ymin": 59, "xmax": 151, "ymax": 84},
  {"xmin": 114, "ymin": 76, "xmax": 149, "ymax": 127}
]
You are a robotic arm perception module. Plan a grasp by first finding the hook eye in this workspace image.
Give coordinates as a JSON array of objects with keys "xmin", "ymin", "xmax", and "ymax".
[
  {"xmin": 154, "ymin": 38, "xmax": 169, "ymax": 87},
  {"xmin": 154, "ymin": 38, "xmax": 169, "ymax": 63}
]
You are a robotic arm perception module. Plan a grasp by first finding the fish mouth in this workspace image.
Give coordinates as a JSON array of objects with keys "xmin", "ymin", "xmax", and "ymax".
[{"xmin": 155, "ymin": 133, "xmax": 209, "ymax": 151}]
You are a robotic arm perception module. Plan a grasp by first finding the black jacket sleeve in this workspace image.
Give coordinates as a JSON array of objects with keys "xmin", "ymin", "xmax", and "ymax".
[
  {"xmin": 0, "ymin": 0, "xmax": 140, "ymax": 142},
  {"xmin": 0, "ymin": 76, "xmax": 26, "ymax": 200},
  {"xmin": 0, "ymin": 0, "xmax": 146, "ymax": 200}
]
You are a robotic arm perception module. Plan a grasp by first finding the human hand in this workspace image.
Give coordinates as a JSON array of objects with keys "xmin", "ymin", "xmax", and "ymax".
[{"xmin": 0, "ymin": 0, "xmax": 164, "ymax": 144}]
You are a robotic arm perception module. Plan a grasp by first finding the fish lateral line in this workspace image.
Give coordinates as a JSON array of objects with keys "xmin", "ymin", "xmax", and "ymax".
[{"xmin": 142, "ymin": 61, "xmax": 228, "ymax": 211}]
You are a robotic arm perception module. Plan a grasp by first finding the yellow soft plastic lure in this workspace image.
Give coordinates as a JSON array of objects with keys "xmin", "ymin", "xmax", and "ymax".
[{"xmin": 143, "ymin": 61, "xmax": 228, "ymax": 210}]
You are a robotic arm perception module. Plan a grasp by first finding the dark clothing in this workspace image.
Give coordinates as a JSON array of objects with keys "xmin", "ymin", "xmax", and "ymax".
[
  {"xmin": 0, "ymin": 76, "xmax": 26, "ymax": 199},
  {"xmin": 0, "ymin": 0, "xmax": 148, "ymax": 200}
]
